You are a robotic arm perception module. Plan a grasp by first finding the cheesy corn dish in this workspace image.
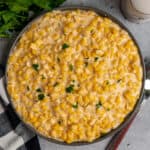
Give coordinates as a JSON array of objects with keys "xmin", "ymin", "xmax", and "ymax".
[{"xmin": 7, "ymin": 10, "xmax": 143, "ymax": 143}]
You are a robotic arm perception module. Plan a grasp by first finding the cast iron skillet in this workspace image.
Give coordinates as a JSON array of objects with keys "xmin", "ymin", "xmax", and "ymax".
[{"xmin": 0, "ymin": 6, "xmax": 150, "ymax": 146}]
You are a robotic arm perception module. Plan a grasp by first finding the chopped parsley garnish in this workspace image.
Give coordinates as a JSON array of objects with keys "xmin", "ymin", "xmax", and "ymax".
[
  {"xmin": 69, "ymin": 64, "xmax": 73, "ymax": 71},
  {"xmin": 106, "ymin": 80, "xmax": 109, "ymax": 85},
  {"xmin": 94, "ymin": 57, "xmax": 99, "ymax": 62},
  {"xmin": 72, "ymin": 102, "xmax": 78, "ymax": 109},
  {"xmin": 90, "ymin": 29, "xmax": 94, "ymax": 33},
  {"xmin": 66, "ymin": 84, "xmax": 74, "ymax": 93},
  {"xmin": 41, "ymin": 75, "xmax": 45, "ymax": 80},
  {"xmin": 32, "ymin": 64, "xmax": 39, "ymax": 71},
  {"xmin": 36, "ymin": 88, "xmax": 42, "ymax": 92},
  {"xmin": 96, "ymin": 102, "xmax": 102, "ymax": 109},
  {"xmin": 57, "ymin": 57, "xmax": 60, "ymax": 62},
  {"xmin": 27, "ymin": 86, "xmax": 30, "ymax": 91},
  {"xmin": 117, "ymin": 79, "xmax": 122, "ymax": 83},
  {"xmin": 62, "ymin": 43, "xmax": 69, "ymax": 49},
  {"xmin": 53, "ymin": 82, "xmax": 59, "ymax": 87},
  {"xmin": 58, "ymin": 120, "xmax": 62, "ymax": 125},
  {"xmin": 84, "ymin": 62, "xmax": 88, "ymax": 67},
  {"xmin": 38, "ymin": 93, "xmax": 45, "ymax": 100}
]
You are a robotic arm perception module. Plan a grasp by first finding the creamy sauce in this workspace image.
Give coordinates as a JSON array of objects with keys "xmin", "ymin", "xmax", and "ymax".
[{"xmin": 7, "ymin": 10, "xmax": 143, "ymax": 143}]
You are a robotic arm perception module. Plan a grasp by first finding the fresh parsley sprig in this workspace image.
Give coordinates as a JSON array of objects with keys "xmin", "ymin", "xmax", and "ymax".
[{"xmin": 0, "ymin": 0, "xmax": 65, "ymax": 38}]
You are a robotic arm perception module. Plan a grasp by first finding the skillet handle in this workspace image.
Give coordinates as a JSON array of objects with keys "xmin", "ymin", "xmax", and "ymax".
[
  {"xmin": 144, "ymin": 58, "xmax": 150, "ymax": 98},
  {"xmin": 0, "ymin": 64, "xmax": 9, "ymax": 106}
]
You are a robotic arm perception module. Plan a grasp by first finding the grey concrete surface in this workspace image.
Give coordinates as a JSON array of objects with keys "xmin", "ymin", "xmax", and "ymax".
[{"xmin": 0, "ymin": 0, "xmax": 150, "ymax": 150}]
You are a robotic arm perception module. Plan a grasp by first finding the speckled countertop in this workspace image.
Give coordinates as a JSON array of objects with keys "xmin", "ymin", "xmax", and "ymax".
[{"xmin": 0, "ymin": 0, "xmax": 150, "ymax": 150}]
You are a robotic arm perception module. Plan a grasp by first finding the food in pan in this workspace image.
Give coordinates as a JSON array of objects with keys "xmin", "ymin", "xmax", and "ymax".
[{"xmin": 7, "ymin": 10, "xmax": 143, "ymax": 143}]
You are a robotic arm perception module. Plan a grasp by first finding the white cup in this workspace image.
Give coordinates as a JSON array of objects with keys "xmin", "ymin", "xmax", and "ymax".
[{"xmin": 121, "ymin": 0, "xmax": 150, "ymax": 23}]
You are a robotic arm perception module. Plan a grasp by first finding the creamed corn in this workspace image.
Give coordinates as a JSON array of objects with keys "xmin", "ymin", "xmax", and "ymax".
[{"xmin": 7, "ymin": 10, "xmax": 143, "ymax": 143}]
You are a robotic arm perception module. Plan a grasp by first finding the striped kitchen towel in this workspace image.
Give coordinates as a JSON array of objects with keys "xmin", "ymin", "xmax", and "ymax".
[{"xmin": 0, "ymin": 69, "xmax": 41, "ymax": 150}]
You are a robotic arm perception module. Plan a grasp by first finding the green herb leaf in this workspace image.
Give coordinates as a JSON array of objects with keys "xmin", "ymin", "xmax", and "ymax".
[
  {"xmin": 84, "ymin": 62, "xmax": 88, "ymax": 67},
  {"xmin": 32, "ymin": 0, "xmax": 52, "ymax": 10},
  {"xmin": 69, "ymin": 64, "xmax": 73, "ymax": 71},
  {"xmin": 36, "ymin": 88, "xmax": 42, "ymax": 92},
  {"xmin": 58, "ymin": 120, "xmax": 62, "ymax": 125},
  {"xmin": 62, "ymin": 43, "xmax": 69, "ymax": 49},
  {"xmin": 27, "ymin": 86, "xmax": 30, "ymax": 91},
  {"xmin": 38, "ymin": 93, "xmax": 45, "ymax": 100},
  {"xmin": 94, "ymin": 57, "xmax": 99, "ymax": 62},
  {"xmin": 106, "ymin": 80, "xmax": 109, "ymax": 85},
  {"xmin": 90, "ymin": 29, "xmax": 94, "ymax": 33},
  {"xmin": 72, "ymin": 102, "xmax": 78, "ymax": 109},
  {"xmin": 66, "ymin": 84, "xmax": 74, "ymax": 93},
  {"xmin": 41, "ymin": 75, "xmax": 45, "ymax": 80},
  {"xmin": 32, "ymin": 64, "xmax": 39, "ymax": 71},
  {"xmin": 57, "ymin": 57, "xmax": 60, "ymax": 62},
  {"xmin": 53, "ymin": 82, "xmax": 59, "ymax": 87},
  {"xmin": 96, "ymin": 102, "xmax": 102, "ymax": 109},
  {"xmin": 8, "ymin": 3, "xmax": 29, "ymax": 13},
  {"xmin": 117, "ymin": 79, "xmax": 122, "ymax": 83},
  {"xmin": 0, "ymin": 0, "xmax": 65, "ymax": 38}
]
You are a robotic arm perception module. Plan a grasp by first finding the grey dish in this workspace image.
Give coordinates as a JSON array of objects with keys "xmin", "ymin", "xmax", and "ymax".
[{"xmin": 0, "ymin": 6, "xmax": 150, "ymax": 146}]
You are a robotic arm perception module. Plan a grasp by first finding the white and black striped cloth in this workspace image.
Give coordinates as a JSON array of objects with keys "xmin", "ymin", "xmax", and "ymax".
[
  {"xmin": 0, "ymin": 76, "xmax": 41, "ymax": 150},
  {"xmin": 0, "ymin": 38, "xmax": 41, "ymax": 150}
]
